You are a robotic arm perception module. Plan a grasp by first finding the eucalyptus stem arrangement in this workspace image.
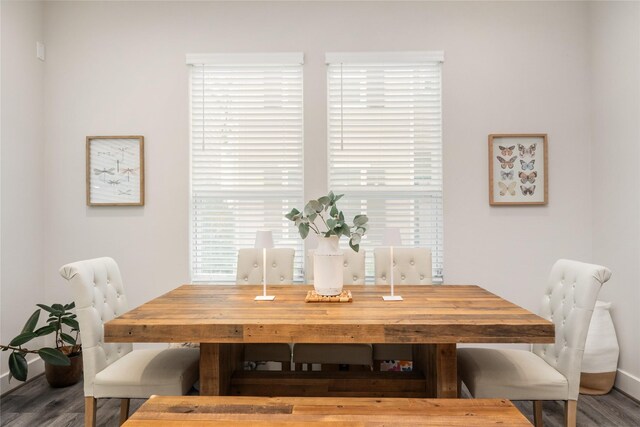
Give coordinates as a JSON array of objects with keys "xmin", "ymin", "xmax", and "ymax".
[{"xmin": 285, "ymin": 191, "xmax": 369, "ymax": 251}]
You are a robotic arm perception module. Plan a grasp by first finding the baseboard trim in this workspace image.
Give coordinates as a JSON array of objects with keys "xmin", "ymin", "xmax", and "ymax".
[
  {"xmin": 0, "ymin": 357, "xmax": 44, "ymax": 396},
  {"xmin": 614, "ymin": 368, "xmax": 640, "ymax": 401}
]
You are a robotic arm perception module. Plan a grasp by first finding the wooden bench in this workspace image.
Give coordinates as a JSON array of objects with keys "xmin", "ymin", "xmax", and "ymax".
[{"xmin": 123, "ymin": 396, "xmax": 531, "ymax": 426}]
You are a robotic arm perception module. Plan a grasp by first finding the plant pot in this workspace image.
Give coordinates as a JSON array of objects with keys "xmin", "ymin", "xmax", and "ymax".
[
  {"xmin": 580, "ymin": 301, "xmax": 619, "ymax": 395},
  {"xmin": 313, "ymin": 236, "xmax": 344, "ymax": 296},
  {"xmin": 45, "ymin": 351, "xmax": 83, "ymax": 388}
]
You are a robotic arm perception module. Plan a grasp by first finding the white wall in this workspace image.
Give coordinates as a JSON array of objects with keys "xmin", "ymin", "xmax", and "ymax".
[
  {"xmin": 590, "ymin": 1, "xmax": 640, "ymax": 398},
  {"xmin": 0, "ymin": 0, "xmax": 46, "ymax": 393},
  {"xmin": 5, "ymin": 0, "xmax": 636, "ymax": 395}
]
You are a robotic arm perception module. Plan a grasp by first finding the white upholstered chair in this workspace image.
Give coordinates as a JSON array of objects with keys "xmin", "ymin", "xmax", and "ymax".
[
  {"xmin": 372, "ymin": 247, "xmax": 432, "ymax": 369},
  {"xmin": 293, "ymin": 249, "xmax": 371, "ymax": 371},
  {"xmin": 236, "ymin": 248, "xmax": 295, "ymax": 370},
  {"xmin": 59, "ymin": 257, "xmax": 199, "ymax": 427},
  {"xmin": 458, "ymin": 259, "xmax": 612, "ymax": 427}
]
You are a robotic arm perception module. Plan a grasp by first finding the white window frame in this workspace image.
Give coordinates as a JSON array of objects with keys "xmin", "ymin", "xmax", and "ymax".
[
  {"xmin": 187, "ymin": 53, "xmax": 305, "ymax": 283},
  {"xmin": 325, "ymin": 51, "xmax": 444, "ymax": 282}
]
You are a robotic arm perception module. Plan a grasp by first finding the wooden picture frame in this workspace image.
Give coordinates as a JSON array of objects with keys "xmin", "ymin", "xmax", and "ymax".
[
  {"xmin": 86, "ymin": 136, "xmax": 145, "ymax": 206},
  {"xmin": 489, "ymin": 134, "xmax": 548, "ymax": 206}
]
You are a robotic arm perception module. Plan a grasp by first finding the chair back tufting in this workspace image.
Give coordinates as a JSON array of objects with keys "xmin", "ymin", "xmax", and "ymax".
[
  {"xmin": 236, "ymin": 248, "xmax": 295, "ymax": 284},
  {"xmin": 374, "ymin": 247, "xmax": 432, "ymax": 285},
  {"xmin": 532, "ymin": 259, "xmax": 612, "ymax": 400},
  {"xmin": 59, "ymin": 257, "xmax": 133, "ymax": 397},
  {"xmin": 306, "ymin": 249, "xmax": 366, "ymax": 285}
]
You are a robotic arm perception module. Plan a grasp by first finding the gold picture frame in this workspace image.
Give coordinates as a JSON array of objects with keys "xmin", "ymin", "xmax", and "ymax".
[
  {"xmin": 86, "ymin": 136, "xmax": 145, "ymax": 206},
  {"xmin": 489, "ymin": 134, "xmax": 548, "ymax": 206}
]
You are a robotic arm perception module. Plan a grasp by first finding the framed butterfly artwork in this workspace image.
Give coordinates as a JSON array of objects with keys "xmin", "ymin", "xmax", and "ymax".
[
  {"xmin": 488, "ymin": 134, "xmax": 547, "ymax": 205},
  {"xmin": 86, "ymin": 136, "xmax": 145, "ymax": 206}
]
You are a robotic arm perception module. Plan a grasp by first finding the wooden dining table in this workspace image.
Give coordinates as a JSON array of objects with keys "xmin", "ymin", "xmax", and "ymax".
[{"xmin": 104, "ymin": 284, "xmax": 554, "ymax": 398}]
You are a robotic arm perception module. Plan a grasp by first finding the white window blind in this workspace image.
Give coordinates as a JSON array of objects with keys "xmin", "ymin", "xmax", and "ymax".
[
  {"xmin": 189, "ymin": 54, "xmax": 304, "ymax": 282},
  {"xmin": 326, "ymin": 52, "xmax": 444, "ymax": 281}
]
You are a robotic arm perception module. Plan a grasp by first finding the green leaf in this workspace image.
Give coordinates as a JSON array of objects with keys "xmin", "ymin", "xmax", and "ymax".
[
  {"xmin": 327, "ymin": 218, "xmax": 337, "ymax": 229},
  {"xmin": 350, "ymin": 234, "xmax": 362, "ymax": 245},
  {"xmin": 308, "ymin": 212, "xmax": 317, "ymax": 222},
  {"xmin": 9, "ymin": 352, "xmax": 28, "ymax": 382},
  {"xmin": 317, "ymin": 196, "xmax": 330, "ymax": 206},
  {"xmin": 38, "ymin": 348, "xmax": 70, "ymax": 366},
  {"xmin": 9, "ymin": 332, "xmax": 37, "ymax": 347},
  {"xmin": 36, "ymin": 304, "xmax": 54, "ymax": 313},
  {"xmin": 353, "ymin": 214, "xmax": 368, "ymax": 226},
  {"xmin": 341, "ymin": 225, "xmax": 351, "ymax": 237},
  {"xmin": 61, "ymin": 317, "xmax": 79, "ymax": 330},
  {"xmin": 298, "ymin": 223, "xmax": 310, "ymax": 239},
  {"xmin": 66, "ymin": 302, "xmax": 75, "ymax": 310},
  {"xmin": 349, "ymin": 240, "xmax": 360, "ymax": 253},
  {"xmin": 284, "ymin": 208, "xmax": 300, "ymax": 221},
  {"xmin": 330, "ymin": 205, "xmax": 339, "ymax": 218},
  {"xmin": 328, "ymin": 191, "xmax": 335, "ymax": 202},
  {"xmin": 21, "ymin": 310, "xmax": 41, "ymax": 334},
  {"xmin": 338, "ymin": 211, "xmax": 345, "ymax": 222},
  {"xmin": 334, "ymin": 193, "xmax": 344, "ymax": 203},
  {"xmin": 60, "ymin": 333, "xmax": 76, "ymax": 345},
  {"xmin": 34, "ymin": 325, "xmax": 56, "ymax": 337}
]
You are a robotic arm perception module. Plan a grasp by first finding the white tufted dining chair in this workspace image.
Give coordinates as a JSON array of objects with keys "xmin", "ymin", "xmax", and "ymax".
[
  {"xmin": 236, "ymin": 248, "xmax": 295, "ymax": 370},
  {"xmin": 293, "ymin": 250, "xmax": 372, "ymax": 371},
  {"xmin": 59, "ymin": 257, "xmax": 199, "ymax": 427},
  {"xmin": 457, "ymin": 259, "xmax": 612, "ymax": 427},
  {"xmin": 372, "ymin": 247, "xmax": 432, "ymax": 369}
]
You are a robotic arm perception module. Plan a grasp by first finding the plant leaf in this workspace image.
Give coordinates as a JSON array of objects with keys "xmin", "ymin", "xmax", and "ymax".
[
  {"xmin": 326, "ymin": 218, "xmax": 337, "ymax": 229},
  {"xmin": 36, "ymin": 304, "xmax": 55, "ymax": 314},
  {"xmin": 328, "ymin": 191, "xmax": 335, "ymax": 202},
  {"xmin": 341, "ymin": 225, "xmax": 351, "ymax": 237},
  {"xmin": 350, "ymin": 234, "xmax": 361, "ymax": 245},
  {"xmin": 60, "ymin": 333, "xmax": 76, "ymax": 345},
  {"xmin": 338, "ymin": 211, "xmax": 345, "ymax": 222},
  {"xmin": 9, "ymin": 332, "xmax": 37, "ymax": 347},
  {"xmin": 9, "ymin": 352, "xmax": 28, "ymax": 382},
  {"xmin": 298, "ymin": 223, "xmax": 310, "ymax": 239},
  {"xmin": 61, "ymin": 318, "xmax": 80, "ymax": 330},
  {"xmin": 284, "ymin": 208, "xmax": 300, "ymax": 221},
  {"xmin": 38, "ymin": 348, "xmax": 70, "ymax": 366},
  {"xmin": 349, "ymin": 240, "xmax": 360, "ymax": 252},
  {"xmin": 21, "ymin": 310, "xmax": 41, "ymax": 334},
  {"xmin": 353, "ymin": 214, "xmax": 368, "ymax": 226},
  {"xmin": 334, "ymin": 193, "xmax": 344, "ymax": 203},
  {"xmin": 317, "ymin": 196, "xmax": 330, "ymax": 206},
  {"xmin": 34, "ymin": 325, "xmax": 56, "ymax": 337},
  {"xmin": 330, "ymin": 205, "xmax": 339, "ymax": 218}
]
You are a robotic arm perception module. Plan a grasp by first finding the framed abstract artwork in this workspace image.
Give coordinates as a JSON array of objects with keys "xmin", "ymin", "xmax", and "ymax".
[
  {"xmin": 488, "ymin": 134, "xmax": 548, "ymax": 206},
  {"xmin": 86, "ymin": 136, "xmax": 145, "ymax": 206}
]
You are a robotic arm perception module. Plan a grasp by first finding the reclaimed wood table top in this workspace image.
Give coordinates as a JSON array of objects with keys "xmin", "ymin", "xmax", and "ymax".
[
  {"xmin": 105, "ymin": 284, "xmax": 554, "ymax": 345},
  {"xmin": 123, "ymin": 395, "xmax": 532, "ymax": 426}
]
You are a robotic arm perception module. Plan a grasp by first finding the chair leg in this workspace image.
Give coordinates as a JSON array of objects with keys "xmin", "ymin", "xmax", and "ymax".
[
  {"xmin": 533, "ymin": 400, "xmax": 543, "ymax": 427},
  {"xmin": 281, "ymin": 361, "xmax": 291, "ymax": 371},
  {"xmin": 84, "ymin": 397, "xmax": 96, "ymax": 427},
  {"xmin": 564, "ymin": 400, "xmax": 577, "ymax": 427},
  {"xmin": 119, "ymin": 398, "xmax": 130, "ymax": 425}
]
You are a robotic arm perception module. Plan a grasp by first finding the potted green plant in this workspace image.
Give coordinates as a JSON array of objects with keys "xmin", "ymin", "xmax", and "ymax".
[
  {"xmin": 1, "ymin": 302, "xmax": 82, "ymax": 387},
  {"xmin": 285, "ymin": 191, "xmax": 368, "ymax": 295}
]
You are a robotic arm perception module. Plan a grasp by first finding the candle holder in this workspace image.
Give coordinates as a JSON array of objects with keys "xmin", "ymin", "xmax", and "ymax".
[
  {"xmin": 382, "ymin": 228, "xmax": 403, "ymax": 301},
  {"xmin": 254, "ymin": 231, "xmax": 275, "ymax": 301}
]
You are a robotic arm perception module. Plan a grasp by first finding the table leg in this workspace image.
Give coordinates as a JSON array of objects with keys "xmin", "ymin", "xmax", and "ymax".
[
  {"xmin": 412, "ymin": 344, "xmax": 457, "ymax": 398},
  {"xmin": 199, "ymin": 343, "xmax": 244, "ymax": 396}
]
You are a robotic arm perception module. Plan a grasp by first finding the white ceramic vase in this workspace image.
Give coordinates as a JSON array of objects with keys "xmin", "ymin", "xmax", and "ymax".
[
  {"xmin": 313, "ymin": 236, "xmax": 344, "ymax": 296},
  {"xmin": 580, "ymin": 301, "xmax": 619, "ymax": 395}
]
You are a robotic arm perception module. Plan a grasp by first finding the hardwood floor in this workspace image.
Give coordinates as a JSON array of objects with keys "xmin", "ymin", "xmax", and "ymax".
[{"xmin": 1, "ymin": 374, "xmax": 639, "ymax": 426}]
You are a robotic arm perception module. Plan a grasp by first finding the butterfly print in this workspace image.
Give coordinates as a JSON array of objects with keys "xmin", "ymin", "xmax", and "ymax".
[
  {"xmin": 497, "ymin": 156, "xmax": 517, "ymax": 169},
  {"xmin": 520, "ymin": 160, "xmax": 535, "ymax": 170},
  {"xmin": 518, "ymin": 143, "xmax": 537, "ymax": 157},
  {"xmin": 499, "ymin": 145, "xmax": 515, "ymax": 156},
  {"xmin": 519, "ymin": 171, "xmax": 537, "ymax": 184},
  {"xmin": 501, "ymin": 170, "xmax": 514, "ymax": 180},
  {"xmin": 521, "ymin": 185, "xmax": 536, "ymax": 196},
  {"xmin": 498, "ymin": 181, "xmax": 516, "ymax": 196}
]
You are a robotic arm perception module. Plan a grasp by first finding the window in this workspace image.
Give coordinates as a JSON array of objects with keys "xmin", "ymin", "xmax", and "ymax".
[
  {"xmin": 188, "ymin": 53, "xmax": 304, "ymax": 282},
  {"xmin": 326, "ymin": 52, "xmax": 444, "ymax": 281}
]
